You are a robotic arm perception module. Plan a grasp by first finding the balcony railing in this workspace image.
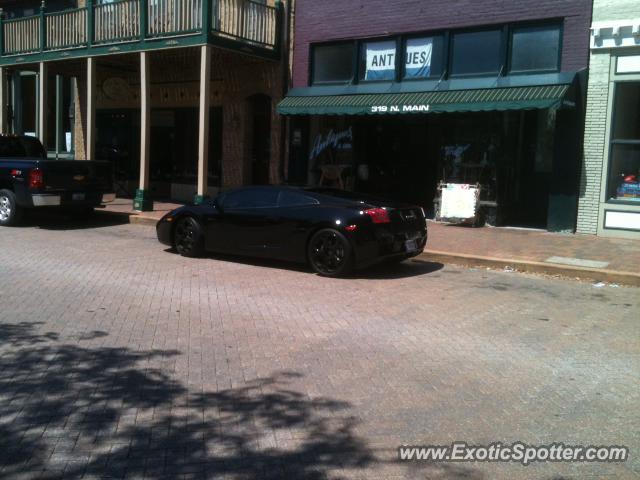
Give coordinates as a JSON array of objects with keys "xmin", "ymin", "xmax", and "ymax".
[{"xmin": 0, "ymin": 0, "xmax": 281, "ymax": 60}]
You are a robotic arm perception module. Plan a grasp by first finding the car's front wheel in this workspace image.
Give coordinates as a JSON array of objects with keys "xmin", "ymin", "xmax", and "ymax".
[
  {"xmin": 0, "ymin": 189, "xmax": 22, "ymax": 227},
  {"xmin": 308, "ymin": 228, "xmax": 353, "ymax": 277},
  {"xmin": 173, "ymin": 216, "xmax": 204, "ymax": 257}
]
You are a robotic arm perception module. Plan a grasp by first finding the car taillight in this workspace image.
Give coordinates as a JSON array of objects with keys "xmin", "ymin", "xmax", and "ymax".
[
  {"xmin": 364, "ymin": 207, "xmax": 391, "ymax": 224},
  {"xmin": 28, "ymin": 168, "xmax": 44, "ymax": 189}
]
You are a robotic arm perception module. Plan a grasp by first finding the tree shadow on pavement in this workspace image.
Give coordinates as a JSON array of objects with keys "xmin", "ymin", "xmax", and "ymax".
[{"xmin": 0, "ymin": 322, "xmax": 374, "ymax": 479}]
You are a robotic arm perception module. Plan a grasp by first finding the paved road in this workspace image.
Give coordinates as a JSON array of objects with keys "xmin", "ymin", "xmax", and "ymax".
[{"xmin": 0, "ymin": 215, "xmax": 638, "ymax": 479}]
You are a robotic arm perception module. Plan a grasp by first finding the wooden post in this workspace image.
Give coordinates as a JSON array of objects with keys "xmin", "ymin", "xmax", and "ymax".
[
  {"xmin": 195, "ymin": 45, "xmax": 211, "ymax": 204},
  {"xmin": 0, "ymin": 67, "xmax": 6, "ymax": 134},
  {"xmin": 0, "ymin": 8, "xmax": 5, "ymax": 57},
  {"xmin": 86, "ymin": 57, "xmax": 95, "ymax": 160},
  {"xmin": 140, "ymin": 0, "xmax": 148, "ymax": 40},
  {"xmin": 202, "ymin": 0, "xmax": 212, "ymax": 37},
  {"xmin": 11, "ymin": 71, "xmax": 21, "ymax": 134},
  {"xmin": 39, "ymin": 1, "xmax": 46, "ymax": 52},
  {"xmin": 134, "ymin": 51, "xmax": 153, "ymax": 211},
  {"xmin": 87, "ymin": 0, "xmax": 94, "ymax": 47},
  {"xmin": 55, "ymin": 74, "xmax": 63, "ymax": 157},
  {"xmin": 38, "ymin": 62, "xmax": 48, "ymax": 150}
]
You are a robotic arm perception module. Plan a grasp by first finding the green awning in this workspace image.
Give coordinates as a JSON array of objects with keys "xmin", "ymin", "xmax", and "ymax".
[{"xmin": 278, "ymin": 84, "xmax": 571, "ymax": 116}]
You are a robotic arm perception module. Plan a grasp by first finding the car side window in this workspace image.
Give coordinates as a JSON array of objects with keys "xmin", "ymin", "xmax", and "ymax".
[
  {"xmin": 222, "ymin": 189, "xmax": 279, "ymax": 210},
  {"xmin": 278, "ymin": 190, "xmax": 320, "ymax": 207}
]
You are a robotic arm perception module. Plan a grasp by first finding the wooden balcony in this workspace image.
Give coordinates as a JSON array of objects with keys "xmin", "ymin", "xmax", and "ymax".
[{"xmin": 0, "ymin": 0, "xmax": 282, "ymax": 65}]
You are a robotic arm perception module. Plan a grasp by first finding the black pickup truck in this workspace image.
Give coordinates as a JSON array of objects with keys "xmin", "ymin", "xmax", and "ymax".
[{"xmin": 0, "ymin": 135, "xmax": 115, "ymax": 226}]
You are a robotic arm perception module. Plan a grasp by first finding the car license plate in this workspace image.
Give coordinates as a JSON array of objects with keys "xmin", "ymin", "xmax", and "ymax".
[
  {"xmin": 405, "ymin": 239, "xmax": 418, "ymax": 252},
  {"xmin": 72, "ymin": 193, "xmax": 85, "ymax": 201}
]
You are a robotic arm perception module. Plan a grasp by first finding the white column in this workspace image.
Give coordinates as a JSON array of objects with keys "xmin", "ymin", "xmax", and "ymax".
[
  {"xmin": 38, "ymin": 62, "xmax": 47, "ymax": 149},
  {"xmin": 139, "ymin": 51, "xmax": 151, "ymax": 192},
  {"xmin": 0, "ymin": 67, "xmax": 6, "ymax": 135},
  {"xmin": 197, "ymin": 45, "xmax": 211, "ymax": 199},
  {"xmin": 86, "ymin": 57, "xmax": 96, "ymax": 160}
]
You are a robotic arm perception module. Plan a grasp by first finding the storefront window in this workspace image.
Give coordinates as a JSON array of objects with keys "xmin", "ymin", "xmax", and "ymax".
[
  {"xmin": 510, "ymin": 25, "xmax": 561, "ymax": 73},
  {"xmin": 607, "ymin": 82, "xmax": 640, "ymax": 203},
  {"xmin": 359, "ymin": 40, "xmax": 397, "ymax": 82},
  {"xmin": 312, "ymin": 43, "xmax": 355, "ymax": 84},
  {"xmin": 403, "ymin": 36, "xmax": 445, "ymax": 79},
  {"xmin": 450, "ymin": 29, "xmax": 502, "ymax": 76}
]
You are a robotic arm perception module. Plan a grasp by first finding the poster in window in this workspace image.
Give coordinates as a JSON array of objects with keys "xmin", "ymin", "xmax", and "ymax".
[
  {"xmin": 365, "ymin": 41, "xmax": 397, "ymax": 81},
  {"xmin": 405, "ymin": 38, "xmax": 433, "ymax": 78}
]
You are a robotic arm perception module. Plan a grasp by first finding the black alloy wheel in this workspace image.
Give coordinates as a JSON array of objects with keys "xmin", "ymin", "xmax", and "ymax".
[
  {"xmin": 174, "ymin": 217, "xmax": 204, "ymax": 257},
  {"xmin": 308, "ymin": 228, "xmax": 353, "ymax": 277}
]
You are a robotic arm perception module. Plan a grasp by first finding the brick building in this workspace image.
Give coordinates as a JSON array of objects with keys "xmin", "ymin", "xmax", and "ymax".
[
  {"xmin": 576, "ymin": 0, "xmax": 640, "ymax": 238},
  {"xmin": 0, "ymin": 0, "xmax": 288, "ymax": 210},
  {"xmin": 279, "ymin": 0, "xmax": 593, "ymax": 231}
]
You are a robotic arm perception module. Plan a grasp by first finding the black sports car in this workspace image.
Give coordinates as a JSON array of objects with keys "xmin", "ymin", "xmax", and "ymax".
[{"xmin": 156, "ymin": 186, "xmax": 427, "ymax": 276}]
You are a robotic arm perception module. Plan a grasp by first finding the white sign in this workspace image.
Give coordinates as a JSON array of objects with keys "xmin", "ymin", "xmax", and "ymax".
[
  {"xmin": 440, "ymin": 183, "xmax": 479, "ymax": 220},
  {"xmin": 405, "ymin": 38, "xmax": 433, "ymax": 78},
  {"xmin": 604, "ymin": 210, "xmax": 640, "ymax": 231},
  {"xmin": 365, "ymin": 41, "xmax": 396, "ymax": 81},
  {"xmin": 617, "ymin": 55, "xmax": 640, "ymax": 74}
]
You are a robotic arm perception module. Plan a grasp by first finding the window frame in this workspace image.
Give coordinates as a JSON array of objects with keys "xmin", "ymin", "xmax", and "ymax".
[
  {"xmin": 507, "ymin": 20, "xmax": 563, "ymax": 76},
  {"xmin": 221, "ymin": 188, "xmax": 280, "ymax": 210},
  {"xmin": 357, "ymin": 36, "xmax": 402, "ymax": 84},
  {"xmin": 308, "ymin": 20, "xmax": 564, "ymax": 86},
  {"xmin": 605, "ymin": 79, "xmax": 640, "ymax": 206},
  {"xmin": 401, "ymin": 31, "xmax": 447, "ymax": 82},
  {"xmin": 309, "ymin": 40, "xmax": 358, "ymax": 86}
]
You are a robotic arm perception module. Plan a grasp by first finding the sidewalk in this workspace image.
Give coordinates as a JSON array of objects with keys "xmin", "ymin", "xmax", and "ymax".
[
  {"xmin": 98, "ymin": 200, "xmax": 640, "ymax": 286},
  {"xmin": 423, "ymin": 221, "xmax": 640, "ymax": 286}
]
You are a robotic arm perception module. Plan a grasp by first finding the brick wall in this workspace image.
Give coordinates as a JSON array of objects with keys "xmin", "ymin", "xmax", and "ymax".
[
  {"xmin": 292, "ymin": 0, "xmax": 592, "ymax": 87},
  {"xmin": 576, "ymin": 0, "xmax": 640, "ymax": 234},
  {"xmin": 576, "ymin": 52, "xmax": 609, "ymax": 234},
  {"xmin": 593, "ymin": 0, "xmax": 640, "ymax": 21}
]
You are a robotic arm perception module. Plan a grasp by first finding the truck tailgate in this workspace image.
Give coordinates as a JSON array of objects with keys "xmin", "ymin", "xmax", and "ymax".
[{"xmin": 40, "ymin": 161, "xmax": 112, "ymax": 192}]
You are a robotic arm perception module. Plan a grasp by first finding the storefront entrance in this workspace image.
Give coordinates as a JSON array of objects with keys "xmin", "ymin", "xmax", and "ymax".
[
  {"xmin": 295, "ymin": 108, "xmax": 576, "ymax": 230},
  {"xmin": 96, "ymin": 107, "xmax": 223, "ymax": 201}
]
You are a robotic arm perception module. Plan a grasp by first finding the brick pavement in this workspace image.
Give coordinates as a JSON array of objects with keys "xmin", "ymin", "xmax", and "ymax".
[{"xmin": 0, "ymin": 217, "xmax": 638, "ymax": 479}]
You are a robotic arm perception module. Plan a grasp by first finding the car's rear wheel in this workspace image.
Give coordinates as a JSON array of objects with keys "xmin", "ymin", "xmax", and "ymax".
[
  {"xmin": 174, "ymin": 216, "xmax": 204, "ymax": 257},
  {"xmin": 0, "ymin": 190, "xmax": 22, "ymax": 226},
  {"xmin": 308, "ymin": 228, "xmax": 353, "ymax": 277}
]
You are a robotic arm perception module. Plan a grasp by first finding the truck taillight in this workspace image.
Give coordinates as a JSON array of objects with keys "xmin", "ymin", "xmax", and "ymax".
[
  {"xmin": 28, "ymin": 168, "xmax": 44, "ymax": 189},
  {"xmin": 364, "ymin": 207, "xmax": 391, "ymax": 224}
]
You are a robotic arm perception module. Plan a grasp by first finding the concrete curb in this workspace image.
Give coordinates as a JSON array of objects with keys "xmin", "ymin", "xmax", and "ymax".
[
  {"xmin": 420, "ymin": 249, "xmax": 640, "ymax": 287},
  {"xmin": 96, "ymin": 209, "xmax": 159, "ymax": 226}
]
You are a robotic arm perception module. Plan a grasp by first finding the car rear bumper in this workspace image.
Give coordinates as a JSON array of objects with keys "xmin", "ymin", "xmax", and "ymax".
[
  {"xmin": 29, "ymin": 191, "xmax": 116, "ymax": 208},
  {"xmin": 352, "ymin": 224, "xmax": 427, "ymax": 269}
]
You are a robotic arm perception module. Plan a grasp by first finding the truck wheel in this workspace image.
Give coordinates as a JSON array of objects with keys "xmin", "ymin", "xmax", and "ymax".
[{"xmin": 0, "ymin": 189, "xmax": 22, "ymax": 226}]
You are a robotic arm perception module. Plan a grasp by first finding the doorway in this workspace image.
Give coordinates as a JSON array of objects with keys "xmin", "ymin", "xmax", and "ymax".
[{"xmin": 248, "ymin": 94, "xmax": 271, "ymax": 185}]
